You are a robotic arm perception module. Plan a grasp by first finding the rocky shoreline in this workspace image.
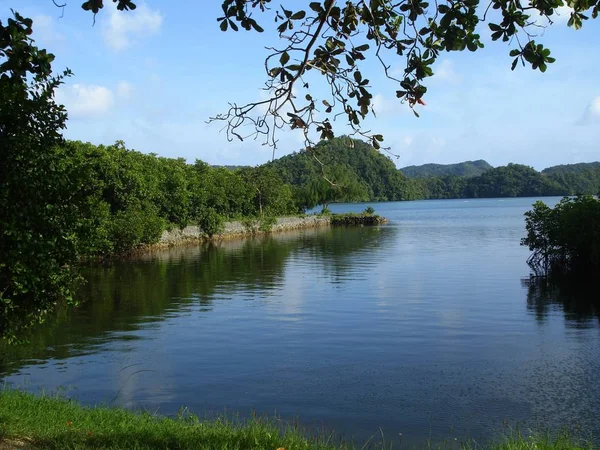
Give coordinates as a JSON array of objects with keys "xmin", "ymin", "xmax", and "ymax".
[
  {"xmin": 156, "ymin": 215, "xmax": 332, "ymax": 248},
  {"xmin": 144, "ymin": 214, "xmax": 387, "ymax": 253}
]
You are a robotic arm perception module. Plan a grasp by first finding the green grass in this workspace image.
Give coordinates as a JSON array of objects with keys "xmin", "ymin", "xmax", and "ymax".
[{"xmin": 0, "ymin": 389, "xmax": 594, "ymax": 450}]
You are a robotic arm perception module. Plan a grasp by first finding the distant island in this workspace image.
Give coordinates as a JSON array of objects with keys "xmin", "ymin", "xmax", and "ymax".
[
  {"xmin": 400, "ymin": 160, "xmax": 493, "ymax": 178},
  {"xmin": 265, "ymin": 138, "xmax": 600, "ymax": 203}
]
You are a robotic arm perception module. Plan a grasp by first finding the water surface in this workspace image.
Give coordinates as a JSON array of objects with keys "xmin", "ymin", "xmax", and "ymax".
[{"xmin": 2, "ymin": 197, "xmax": 599, "ymax": 446}]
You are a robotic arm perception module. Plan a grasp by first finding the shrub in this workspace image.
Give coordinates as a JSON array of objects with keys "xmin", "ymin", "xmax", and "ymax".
[
  {"xmin": 259, "ymin": 216, "xmax": 277, "ymax": 233},
  {"xmin": 110, "ymin": 203, "xmax": 165, "ymax": 254},
  {"xmin": 522, "ymin": 196, "xmax": 600, "ymax": 275},
  {"xmin": 364, "ymin": 206, "xmax": 375, "ymax": 215},
  {"xmin": 198, "ymin": 207, "xmax": 225, "ymax": 238}
]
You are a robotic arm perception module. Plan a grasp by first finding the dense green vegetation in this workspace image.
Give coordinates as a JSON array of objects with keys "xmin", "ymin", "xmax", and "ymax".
[
  {"xmin": 1, "ymin": 103, "xmax": 298, "ymax": 340},
  {"xmin": 400, "ymin": 160, "xmax": 493, "ymax": 178},
  {"xmin": 62, "ymin": 140, "xmax": 297, "ymax": 254},
  {"xmin": 1, "ymin": 13, "xmax": 81, "ymax": 343},
  {"xmin": 0, "ymin": 390, "xmax": 594, "ymax": 450},
  {"xmin": 521, "ymin": 196, "xmax": 600, "ymax": 275},
  {"xmin": 268, "ymin": 143, "xmax": 599, "ymax": 202},
  {"xmin": 542, "ymin": 163, "xmax": 600, "ymax": 196},
  {"xmin": 415, "ymin": 164, "xmax": 568, "ymax": 199},
  {"xmin": 267, "ymin": 137, "xmax": 419, "ymax": 205}
]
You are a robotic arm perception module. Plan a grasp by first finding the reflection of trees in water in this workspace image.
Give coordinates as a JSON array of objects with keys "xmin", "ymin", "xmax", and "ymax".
[
  {"xmin": 0, "ymin": 226, "xmax": 395, "ymax": 375},
  {"xmin": 523, "ymin": 275, "xmax": 600, "ymax": 327}
]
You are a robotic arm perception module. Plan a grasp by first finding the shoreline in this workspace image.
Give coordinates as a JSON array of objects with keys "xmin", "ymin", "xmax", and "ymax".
[
  {"xmin": 141, "ymin": 214, "xmax": 387, "ymax": 254},
  {"xmin": 0, "ymin": 390, "xmax": 592, "ymax": 450}
]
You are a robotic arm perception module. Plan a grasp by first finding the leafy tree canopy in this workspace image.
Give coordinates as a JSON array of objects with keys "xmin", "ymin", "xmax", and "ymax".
[{"xmin": 73, "ymin": 0, "xmax": 599, "ymax": 150}]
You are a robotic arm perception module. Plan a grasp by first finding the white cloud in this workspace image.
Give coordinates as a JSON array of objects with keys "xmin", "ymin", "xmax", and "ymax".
[
  {"xmin": 31, "ymin": 14, "xmax": 65, "ymax": 47},
  {"xmin": 433, "ymin": 59, "xmax": 461, "ymax": 84},
  {"xmin": 550, "ymin": 6, "xmax": 574, "ymax": 23},
  {"xmin": 589, "ymin": 97, "xmax": 600, "ymax": 117},
  {"xmin": 102, "ymin": 3, "xmax": 163, "ymax": 51},
  {"xmin": 116, "ymin": 81, "xmax": 134, "ymax": 99},
  {"xmin": 529, "ymin": 5, "xmax": 573, "ymax": 25},
  {"xmin": 56, "ymin": 84, "xmax": 114, "ymax": 118},
  {"xmin": 372, "ymin": 93, "xmax": 409, "ymax": 117},
  {"xmin": 581, "ymin": 96, "xmax": 600, "ymax": 124}
]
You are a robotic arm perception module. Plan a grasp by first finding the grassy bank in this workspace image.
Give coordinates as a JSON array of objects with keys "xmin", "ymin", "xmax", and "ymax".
[{"xmin": 0, "ymin": 390, "xmax": 593, "ymax": 450}]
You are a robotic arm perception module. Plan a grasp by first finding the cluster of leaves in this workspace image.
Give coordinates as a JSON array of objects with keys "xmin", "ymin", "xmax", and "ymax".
[
  {"xmin": 1, "ymin": 12, "xmax": 77, "ymax": 343},
  {"xmin": 34, "ymin": 0, "xmax": 597, "ymax": 153},
  {"xmin": 202, "ymin": 0, "xmax": 599, "ymax": 150},
  {"xmin": 522, "ymin": 196, "xmax": 600, "ymax": 275}
]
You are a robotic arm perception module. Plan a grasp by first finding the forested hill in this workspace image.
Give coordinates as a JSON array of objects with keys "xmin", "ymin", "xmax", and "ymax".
[
  {"xmin": 265, "ymin": 137, "xmax": 599, "ymax": 202},
  {"xmin": 400, "ymin": 160, "xmax": 492, "ymax": 178},
  {"xmin": 541, "ymin": 162, "xmax": 600, "ymax": 195},
  {"xmin": 266, "ymin": 137, "xmax": 420, "ymax": 203},
  {"xmin": 542, "ymin": 162, "xmax": 600, "ymax": 175}
]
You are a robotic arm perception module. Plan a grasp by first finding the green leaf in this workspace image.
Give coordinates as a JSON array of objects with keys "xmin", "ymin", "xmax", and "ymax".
[
  {"xmin": 280, "ymin": 51, "xmax": 290, "ymax": 66},
  {"xmin": 291, "ymin": 10, "xmax": 306, "ymax": 20},
  {"xmin": 511, "ymin": 57, "xmax": 519, "ymax": 71},
  {"xmin": 309, "ymin": 2, "xmax": 322, "ymax": 12}
]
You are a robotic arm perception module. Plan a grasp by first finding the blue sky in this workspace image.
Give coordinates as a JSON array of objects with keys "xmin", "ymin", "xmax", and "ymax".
[{"xmin": 2, "ymin": 1, "xmax": 599, "ymax": 169}]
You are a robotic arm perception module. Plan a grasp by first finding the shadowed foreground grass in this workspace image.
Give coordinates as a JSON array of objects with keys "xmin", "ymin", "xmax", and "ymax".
[{"xmin": 0, "ymin": 390, "xmax": 594, "ymax": 450}]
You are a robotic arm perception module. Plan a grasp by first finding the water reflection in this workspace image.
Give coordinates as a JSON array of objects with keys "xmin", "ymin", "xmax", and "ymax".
[
  {"xmin": 523, "ymin": 276, "xmax": 600, "ymax": 327},
  {"xmin": 0, "ymin": 226, "xmax": 395, "ymax": 377},
  {"xmin": 2, "ymin": 199, "xmax": 600, "ymax": 446}
]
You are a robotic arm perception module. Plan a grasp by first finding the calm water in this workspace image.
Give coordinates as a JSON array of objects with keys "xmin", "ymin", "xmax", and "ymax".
[{"xmin": 2, "ymin": 198, "xmax": 600, "ymax": 445}]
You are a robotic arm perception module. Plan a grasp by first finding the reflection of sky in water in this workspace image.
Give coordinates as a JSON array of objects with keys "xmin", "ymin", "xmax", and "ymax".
[{"xmin": 2, "ymin": 197, "xmax": 599, "ymax": 447}]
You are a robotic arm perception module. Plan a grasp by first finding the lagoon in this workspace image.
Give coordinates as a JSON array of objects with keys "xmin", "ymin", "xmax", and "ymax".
[{"xmin": 2, "ymin": 197, "xmax": 599, "ymax": 446}]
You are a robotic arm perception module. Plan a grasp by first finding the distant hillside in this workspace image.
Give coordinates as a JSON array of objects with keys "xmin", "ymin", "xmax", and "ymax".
[
  {"xmin": 266, "ymin": 137, "xmax": 419, "ymax": 205},
  {"xmin": 212, "ymin": 165, "xmax": 249, "ymax": 171},
  {"xmin": 261, "ymin": 138, "xmax": 597, "ymax": 208},
  {"xmin": 400, "ymin": 160, "xmax": 492, "ymax": 178},
  {"xmin": 542, "ymin": 162, "xmax": 600, "ymax": 175},
  {"xmin": 541, "ymin": 162, "xmax": 600, "ymax": 195}
]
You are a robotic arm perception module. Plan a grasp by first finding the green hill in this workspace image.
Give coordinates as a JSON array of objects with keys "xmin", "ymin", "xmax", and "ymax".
[
  {"xmin": 541, "ymin": 162, "xmax": 600, "ymax": 195},
  {"xmin": 265, "ymin": 138, "xmax": 597, "ymax": 207},
  {"xmin": 400, "ymin": 159, "xmax": 492, "ymax": 178},
  {"xmin": 266, "ymin": 137, "xmax": 419, "ymax": 208}
]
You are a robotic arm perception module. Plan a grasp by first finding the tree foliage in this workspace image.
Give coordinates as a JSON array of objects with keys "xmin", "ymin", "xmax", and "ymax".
[
  {"xmin": 0, "ymin": 134, "xmax": 299, "ymax": 340},
  {"xmin": 522, "ymin": 196, "xmax": 600, "ymax": 275},
  {"xmin": 55, "ymin": 0, "xmax": 599, "ymax": 149},
  {"xmin": 0, "ymin": 12, "xmax": 77, "ymax": 342}
]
